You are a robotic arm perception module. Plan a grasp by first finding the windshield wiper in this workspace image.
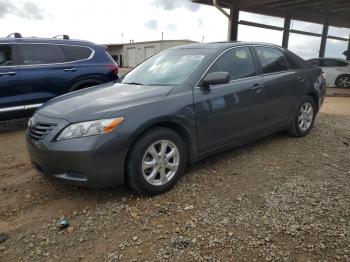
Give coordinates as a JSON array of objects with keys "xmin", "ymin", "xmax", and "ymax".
[{"xmin": 124, "ymin": 82, "xmax": 144, "ymax": 86}]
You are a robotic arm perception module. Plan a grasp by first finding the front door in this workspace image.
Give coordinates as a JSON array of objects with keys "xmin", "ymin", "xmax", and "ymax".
[
  {"xmin": 18, "ymin": 43, "xmax": 81, "ymax": 106},
  {"xmin": 0, "ymin": 44, "xmax": 22, "ymax": 112},
  {"xmin": 193, "ymin": 46, "xmax": 266, "ymax": 152}
]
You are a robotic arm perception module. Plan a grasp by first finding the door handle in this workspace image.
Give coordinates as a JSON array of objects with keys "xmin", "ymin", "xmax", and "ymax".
[
  {"xmin": 0, "ymin": 72, "xmax": 16, "ymax": 76},
  {"xmin": 64, "ymin": 68, "xmax": 78, "ymax": 72},
  {"xmin": 251, "ymin": 83, "xmax": 264, "ymax": 93}
]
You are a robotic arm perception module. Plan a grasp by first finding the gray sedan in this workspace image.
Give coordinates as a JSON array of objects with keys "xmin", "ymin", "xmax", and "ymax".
[{"xmin": 26, "ymin": 42, "xmax": 326, "ymax": 195}]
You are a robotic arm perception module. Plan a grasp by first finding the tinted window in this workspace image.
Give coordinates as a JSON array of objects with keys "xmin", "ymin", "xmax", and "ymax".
[
  {"xmin": 308, "ymin": 59, "xmax": 320, "ymax": 67},
  {"xmin": 322, "ymin": 59, "xmax": 348, "ymax": 67},
  {"xmin": 208, "ymin": 47, "xmax": 256, "ymax": 81},
  {"xmin": 0, "ymin": 45, "xmax": 13, "ymax": 67},
  {"xmin": 20, "ymin": 44, "xmax": 65, "ymax": 65},
  {"xmin": 285, "ymin": 55, "xmax": 300, "ymax": 69},
  {"xmin": 63, "ymin": 45, "xmax": 92, "ymax": 62},
  {"xmin": 255, "ymin": 47, "xmax": 288, "ymax": 74}
]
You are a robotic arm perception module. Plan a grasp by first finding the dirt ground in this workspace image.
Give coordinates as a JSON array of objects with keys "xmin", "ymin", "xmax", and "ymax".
[
  {"xmin": 0, "ymin": 97, "xmax": 350, "ymax": 262},
  {"xmin": 321, "ymin": 97, "xmax": 350, "ymax": 116}
]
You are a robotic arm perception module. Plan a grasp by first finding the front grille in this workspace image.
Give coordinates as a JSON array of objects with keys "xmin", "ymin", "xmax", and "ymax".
[{"xmin": 29, "ymin": 123, "xmax": 57, "ymax": 141}]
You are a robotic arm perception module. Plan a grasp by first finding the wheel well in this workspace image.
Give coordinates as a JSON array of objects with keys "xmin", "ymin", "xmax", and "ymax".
[
  {"xmin": 306, "ymin": 92, "xmax": 319, "ymax": 112},
  {"xmin": 126, "ymin": 121, "xmax": 195, "ymax": 165}
]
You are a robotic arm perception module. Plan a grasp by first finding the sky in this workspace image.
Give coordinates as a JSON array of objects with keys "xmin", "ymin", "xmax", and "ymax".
[{"xmin": 0, "ymin": 0, "xmax": 349, "ymax": 59}]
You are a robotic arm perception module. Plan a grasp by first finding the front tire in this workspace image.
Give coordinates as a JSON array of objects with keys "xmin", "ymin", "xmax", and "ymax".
[
  {"xmin": 126, "ymin": 127, "xmax": 187, "ymax": 195},
  {"xmin": 288, "ymin": 96, "xmax": 316, "ymax": 137}
]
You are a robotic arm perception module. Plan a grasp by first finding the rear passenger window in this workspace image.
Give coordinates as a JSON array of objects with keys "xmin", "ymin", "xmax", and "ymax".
[
  {"xmin": 63, "ymin": 45, "xmax": 92, "ymax": 62},
  {"xmin": 255, "ymin": 47, "xmax": 288, "ymax": 74},
  {"xmin": 0, "ymin": 45, "xmax": 13, "ymax": 67},
  {"xmin": 285, "ymin": 55, "xmax": 300, "ymax": 69},
  {"xmin": 308, "ymin": 59, "xmax": 320, "ymax": 67},
  {"xmin": 20, "ymin": 44, "xmax": 65, "ymax": 65},
  {"xmin": 208, "ymin": 47, "xmax": 256, "ymax": 81},
  {"xmin": 323, "ymin": 59, "xmax": 348, "ymax": 67}
]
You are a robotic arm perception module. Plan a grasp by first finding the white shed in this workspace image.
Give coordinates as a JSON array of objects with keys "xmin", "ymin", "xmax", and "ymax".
[{"xmin": 106, "ymin": 39, "xmax": 196, "ymax": 68}]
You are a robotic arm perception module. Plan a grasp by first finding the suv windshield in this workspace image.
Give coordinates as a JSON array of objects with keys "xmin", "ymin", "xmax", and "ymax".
[{"xmin": 121, "ymin": 49, "xmax": 209, "ymax": 86}]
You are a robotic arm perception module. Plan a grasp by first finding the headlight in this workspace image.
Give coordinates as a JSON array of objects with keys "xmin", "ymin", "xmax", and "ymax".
[{"xmin": 57, "ymin": 117, "xmax": 124, "ymax": 141}]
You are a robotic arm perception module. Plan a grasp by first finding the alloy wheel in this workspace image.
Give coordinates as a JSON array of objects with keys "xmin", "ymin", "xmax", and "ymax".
[
  {"xmin": 298, "ymin": 102, "xmax": 314, "ymax": 132},
  {"xmin": 142, "ymin": 140, "xmax": 180, "ymax": 186},
  {"xmin": 337, "ymin": 76, "xmax": 350, "ymax": 88}
]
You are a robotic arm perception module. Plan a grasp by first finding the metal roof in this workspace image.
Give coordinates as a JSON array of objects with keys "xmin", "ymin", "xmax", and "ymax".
[{"xmin": 192, "ymin": 0, "xmax": 350, "ymax": 28}]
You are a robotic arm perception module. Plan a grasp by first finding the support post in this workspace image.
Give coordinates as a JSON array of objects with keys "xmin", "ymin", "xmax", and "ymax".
[
  {"xmin": 228, "ymin": 7, "xmax": 239, "ymax": 41},
  {"xmin": 319, "ymin": 19, "xmax": 329, "ymax": 58},
  {"xmin": 282, "ymin": 14, "xmax": 291, "ymax": 48}
]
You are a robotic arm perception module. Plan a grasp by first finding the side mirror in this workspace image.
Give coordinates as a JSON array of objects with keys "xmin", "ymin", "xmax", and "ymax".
[{"xmin": 202, "ymin": 72, "xmax": 230, "ymax": 88}]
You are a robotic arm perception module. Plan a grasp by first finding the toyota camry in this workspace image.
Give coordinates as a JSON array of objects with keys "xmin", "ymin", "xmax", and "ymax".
[{"xmin": 26, "ymin": 42, "xmax": 326, "ymax": 195}]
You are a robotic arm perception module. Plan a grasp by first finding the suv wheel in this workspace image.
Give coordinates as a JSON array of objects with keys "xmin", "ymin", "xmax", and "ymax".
[
  {"xmin": 126, "ymin": 127, "xmax": 187, "ymax": 195},
  {"xmin": 288, "ymin": 96, "xmax": 316, "ymax": 137}
]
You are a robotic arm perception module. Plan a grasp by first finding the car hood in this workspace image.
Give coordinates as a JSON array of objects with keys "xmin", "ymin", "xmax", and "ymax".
[{"xmin": 37, "ymin": 82, "xmax": 175, "ymax": 122}]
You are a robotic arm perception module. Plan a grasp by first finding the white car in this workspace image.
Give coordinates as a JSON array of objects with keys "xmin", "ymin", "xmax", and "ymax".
[{"xmin": 308, "ymin": 58, "xmax": 350, "ymax": 88}]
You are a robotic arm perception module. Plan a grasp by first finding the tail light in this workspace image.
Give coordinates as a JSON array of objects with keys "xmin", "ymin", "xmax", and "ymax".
[{"xmin": 106, "ymin": 64, "xmax": 119, "ymax": 76}]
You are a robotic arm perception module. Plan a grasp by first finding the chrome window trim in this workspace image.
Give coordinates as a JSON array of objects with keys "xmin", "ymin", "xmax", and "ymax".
[
  {"xmin": 195, "ymin": 45, "xmax": 258, "ymax": 89},
  {"xmin": 16, "ymin": 42, "xmax": 95, "ymax": 68},
  {"xmin": 0, "ymin": 103, "xmax": 43, "ymax": 113}
]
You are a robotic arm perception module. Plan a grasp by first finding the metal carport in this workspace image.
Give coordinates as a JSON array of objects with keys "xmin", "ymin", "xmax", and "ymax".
[{"xmin": 192, "ymin": 0, "xmax": 350, "ymax": 59}]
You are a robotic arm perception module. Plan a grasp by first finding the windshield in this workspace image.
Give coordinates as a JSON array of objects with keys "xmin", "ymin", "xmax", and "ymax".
[{"xmin": 121, "ymin": 49, "xmax": 209, "ymax": 86}]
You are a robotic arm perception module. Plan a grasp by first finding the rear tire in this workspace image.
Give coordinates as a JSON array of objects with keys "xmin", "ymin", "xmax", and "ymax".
[
  {"xmin": 287, "ymin": 96, "xmax": 316, "ymax": 137},
  {"xmin": 335, "ymin": 75, "xmax": 350, "ymax": 88},
  {"xmin": 126, "ymin": 127, "xmax": 187, "ymax": 196}
]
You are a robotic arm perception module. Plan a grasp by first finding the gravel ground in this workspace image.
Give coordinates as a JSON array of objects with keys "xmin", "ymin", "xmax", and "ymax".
[{"xmin": 0, "ymin": 104, "xmax": 350, "ymax": 261}]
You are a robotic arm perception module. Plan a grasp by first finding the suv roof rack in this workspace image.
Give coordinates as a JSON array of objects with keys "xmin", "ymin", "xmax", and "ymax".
[
  {"xmin": 6, "ymin": 32, "xmax": 22, "ymax": 38},
  {"xmin": 53, "ymin": 35, "xmax": 70, "ymax": 40}
]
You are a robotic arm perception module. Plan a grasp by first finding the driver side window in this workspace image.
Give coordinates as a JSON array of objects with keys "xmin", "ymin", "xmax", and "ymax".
[
  {"xmin": 208, "ymin": 47, "xmax": 256, "ymax": 81},
  {"xmin": 0, "ymin": 45, "xmax": 13, "ymax": 67}
]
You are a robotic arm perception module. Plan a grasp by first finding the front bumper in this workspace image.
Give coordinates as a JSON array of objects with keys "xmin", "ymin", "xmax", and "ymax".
[{"xmin": 26, "ymin": 114, "xmax": 128, "ymax": 188}]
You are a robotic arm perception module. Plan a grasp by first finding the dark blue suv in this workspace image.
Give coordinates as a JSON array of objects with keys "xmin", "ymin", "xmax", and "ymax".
[{"xmin": 0, "ymin": 34, "xmax": 119, "ymax": 120}]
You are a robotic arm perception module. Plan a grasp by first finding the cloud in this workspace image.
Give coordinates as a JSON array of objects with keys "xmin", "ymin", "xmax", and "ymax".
[
  {"xmin": 152, "ymin": 0, "xmax": 200, "ymax": 12},
  {"xmin": 166, "ymin": 23, "xmax": 177, "ymax": 32},
  {"xmin": 145, "ymin": 19, "xmax": 158, "ymax": 30},
  {"xmin": 197, "ymin": 18, "xmax": 203, "ymax": 28},
  {"xmin": 0, "ymin": 0, "xmax": 46, "ymax": 19}
]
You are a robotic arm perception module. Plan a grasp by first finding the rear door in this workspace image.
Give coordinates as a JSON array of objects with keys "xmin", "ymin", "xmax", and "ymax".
[
  {"xmin": 0, "ymin": 43, "xmax": 22, "ymax": 112},
  {"xmin": 253, "ymin": 46, "xmax": 300, "ymax": 128},
  {"xmin": 18, "ymin": 43, "xmax": 82, "ymax": 106},
  {"xmin": 194, "ymin": 46, "xmax": 266, "ymax": 152}
]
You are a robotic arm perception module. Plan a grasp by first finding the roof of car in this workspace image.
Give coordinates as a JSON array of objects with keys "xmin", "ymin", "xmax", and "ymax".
[
  {"xmin": 171, "ymin": 41, "xmax": 282, "ymax": 50},
  {"xmin": 0, "ymin": 37, "xmax": 95, "ymax": 46}
]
